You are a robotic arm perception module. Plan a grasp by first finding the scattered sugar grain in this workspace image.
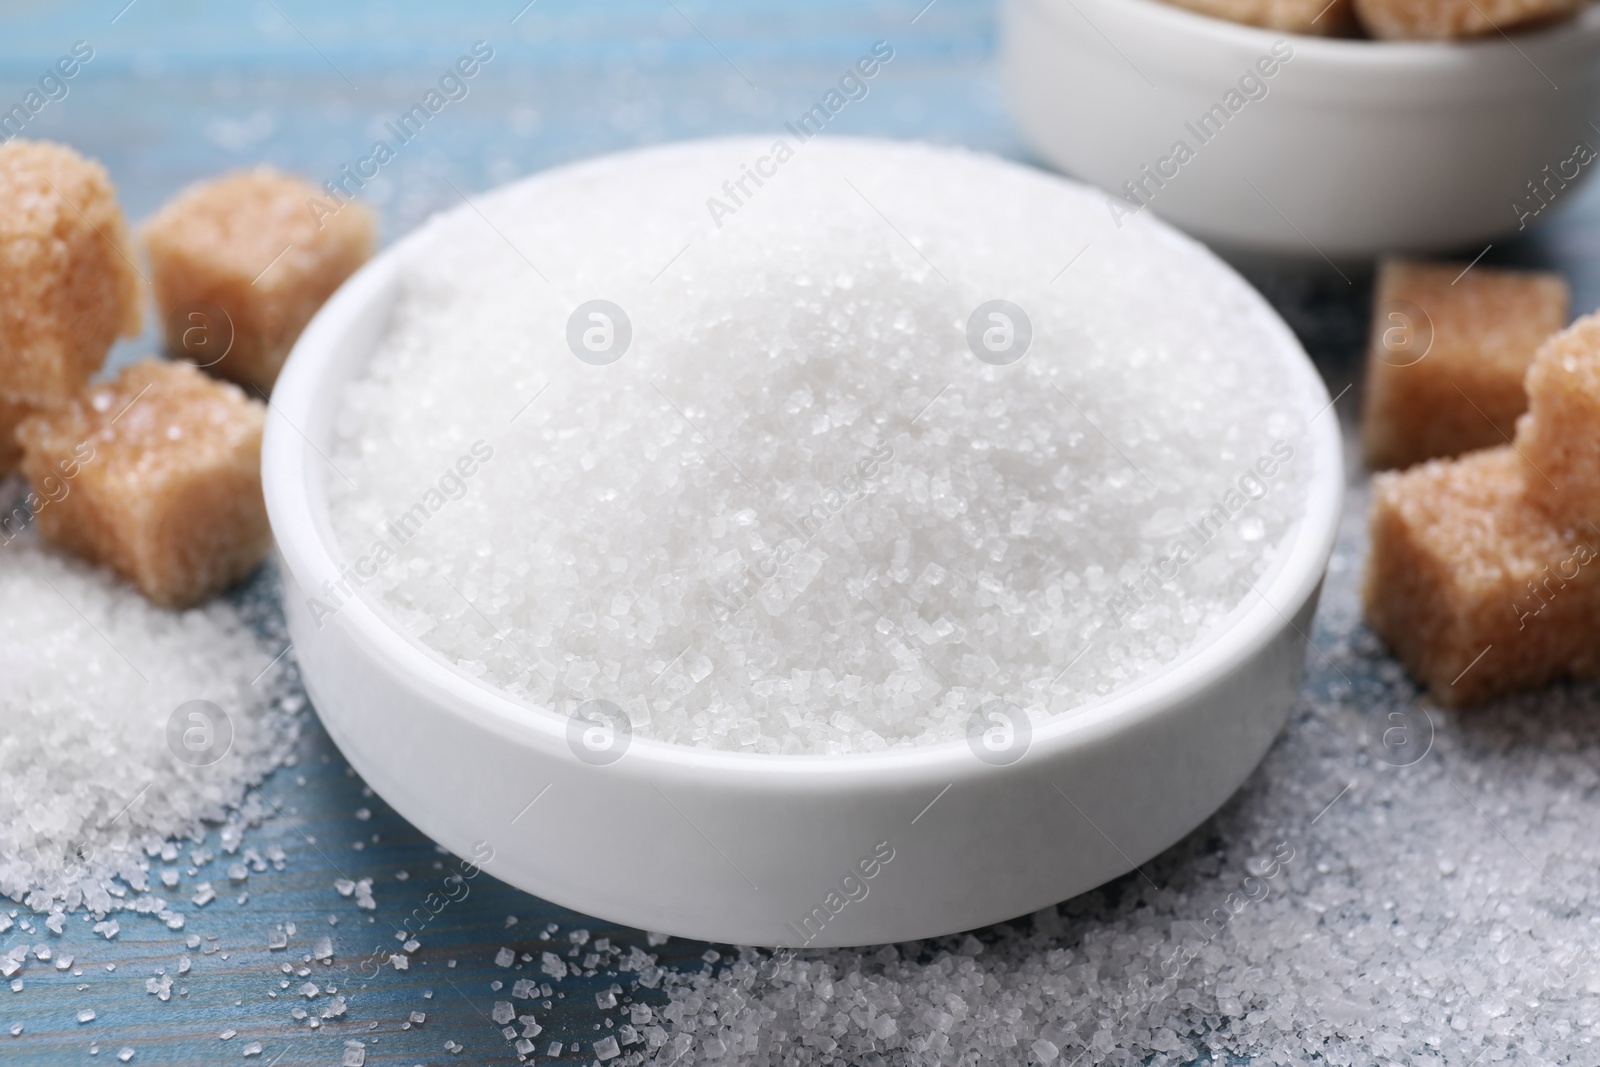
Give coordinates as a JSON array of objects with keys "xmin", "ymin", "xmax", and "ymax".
[
  {"xmin": 328, "ymin": 139, "xmax": 1314, "ymax": 753},
  {"xmin": 0, "ymin": 543, "xmax": 291, "ymax": 912}
]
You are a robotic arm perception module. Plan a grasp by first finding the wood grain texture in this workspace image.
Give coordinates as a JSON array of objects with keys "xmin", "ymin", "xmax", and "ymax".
[{"xmin": 2, "ymin": 1, "xmax": 1599, "ymax": 1064}]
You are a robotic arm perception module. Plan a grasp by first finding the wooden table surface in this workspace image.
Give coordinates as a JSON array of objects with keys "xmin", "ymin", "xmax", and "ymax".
[{"xmin": 3, "ymin": 1, "xmax": 1600, "ymax": 1064}]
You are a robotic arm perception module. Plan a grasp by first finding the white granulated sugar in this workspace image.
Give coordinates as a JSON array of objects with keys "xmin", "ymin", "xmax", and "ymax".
[
  {"xmin": 0, "ymin": 542, "xmax": 290, "ymax": 913},
  {"xmin": 328, "ymin": 138, "xmax": 1314, "ymax": 752},
  {"xmin": 622, "ymin": 484, "xmax": 1600, "ymax": 1065}
]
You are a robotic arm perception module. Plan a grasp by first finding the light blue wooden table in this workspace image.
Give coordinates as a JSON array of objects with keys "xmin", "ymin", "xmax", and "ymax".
[{"xmin": 2, "ymin": 2, "xmax": 1599, "ymax": 1064}]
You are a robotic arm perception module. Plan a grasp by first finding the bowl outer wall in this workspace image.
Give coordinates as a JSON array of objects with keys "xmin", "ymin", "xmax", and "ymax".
[
  {"xmin": 262, "ymin": 147, "xmax": 1345, "ymax": 947},
  {"xmin": 1003, "ymin": 0, "xmax": 1600, "ymax": 256}
]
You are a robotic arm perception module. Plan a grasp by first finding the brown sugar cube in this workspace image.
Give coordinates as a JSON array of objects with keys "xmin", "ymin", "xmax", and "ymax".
[
  {"xmin": 1361, "ymin": 258, "xmax": 1568, "ymax": 471},
  {"xmin": 1517, "ymin": 311, "xmax": 1600, "ymax": 525},
  {"xmin": 142, "ymin": 168, "xmax": 375, "ymax": 394},
  {"xmin": 1364, "ymin": 446, "xmax": 1600, "ymax": 706},
  {"xmin": 1353, "ymin": 0, "xmax": 1582, "ymax": 37},
  {"xmin": 15, "ymin": 359, "xmax": 271, "ymax": 607},
  {"xmin": 0, "ymin": 140, "xmax": 142, "ymax": 407},
  {"xmin": 1160, "ymin": 0, "xmax": 1356, "ymax": 33},
  {"xmin": 1354, "ymin": 0, "xmax": 1582, "ymax": 38},
  {"xmin": 0, "ymin": 395, "xmax": 31, "ymax": 476}
]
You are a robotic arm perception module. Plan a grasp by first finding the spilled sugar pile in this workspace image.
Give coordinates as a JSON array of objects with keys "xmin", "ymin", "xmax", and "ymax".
[
  {"xmin": 614, "ymin": 485, "xmax": 1600, "ymax": 1066},
  {"xmin": 328, "ymin": 138, "xmax": 1317, "ymax": 753},
  {"xmin": 0, "ymin": 540, "xmax": 293, "ymax": 914}
]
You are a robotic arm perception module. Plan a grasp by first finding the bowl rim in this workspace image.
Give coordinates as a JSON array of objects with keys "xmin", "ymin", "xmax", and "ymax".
[
  {"xmin": 263, "ymin": 138, "xmax": 1346, "ymax": 786},
  {"xmin": 1030, "ymin": 0, "xmax": 1600, "ymax": 60}
]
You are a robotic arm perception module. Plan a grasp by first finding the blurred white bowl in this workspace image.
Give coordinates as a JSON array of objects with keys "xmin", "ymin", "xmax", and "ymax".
[{"xmin": 1003, "ymin": 0, "xmax": 1600, "ymax": 258}]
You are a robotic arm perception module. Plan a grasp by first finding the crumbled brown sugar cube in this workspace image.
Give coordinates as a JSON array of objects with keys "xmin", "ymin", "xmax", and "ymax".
[
  {"xmin": 15, "ymin": 359, "xmax": 271, "ymax": 608},
  {"xmin": 0, "ymin": 396, "xmax": 30, "ymax": 476},
  {"xmin": 1353, "ymin": 0, "xmax": 1583, "ymax": 38},
  {"xmin": 1160, "ymin": 0, "xmax": 1355, "ymax": 33},
  {"xmin": 1518, "ymin": 311, "xmax": 1600, "ymax": 526},
  {"xmin": 1364, "ymin": 447, "xmax": 1600, "ymax": 706},
  {"xmin": 0, "ymin": 140, "xmax": 142, "ymax": 407},
  {"xmin": 142, "ymin": 168, "xmax": 375, "ymax": 393},
  {"xmin": 1361, "ymin": 258, "xmax": 1568, "ymax": 471}
]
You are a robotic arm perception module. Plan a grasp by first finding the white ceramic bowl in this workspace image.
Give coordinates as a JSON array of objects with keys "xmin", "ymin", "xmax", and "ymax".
[
  {"xmin": 262, "ymin": 161, "xmax": 1345, "ymax": 950},
  {"xmin": 1003, "ymin": 0, "xmax": 1600, "ymax": 257}
]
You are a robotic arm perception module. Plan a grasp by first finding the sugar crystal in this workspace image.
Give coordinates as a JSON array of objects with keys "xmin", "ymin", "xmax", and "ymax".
[
  {"xmin": 327, "ymin": 139, "xmax": 1313, "ymax": 753},
  {"xmin": 0, "ymin": 544, "xmax": 290, "ymax": 910}
]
